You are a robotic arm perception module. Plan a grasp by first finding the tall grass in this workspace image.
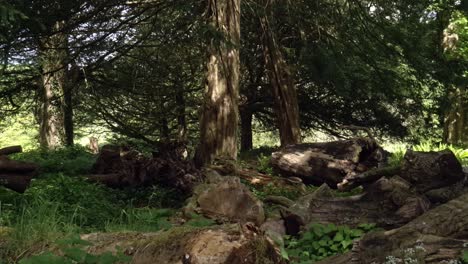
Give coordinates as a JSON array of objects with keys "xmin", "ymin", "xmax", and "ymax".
[{"xmin": 387, "ymin": 142, "xmax": 468, "ymax": 166}]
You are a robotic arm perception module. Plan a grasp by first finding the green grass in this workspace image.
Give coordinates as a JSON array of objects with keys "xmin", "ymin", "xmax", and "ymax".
[
  {"xmin": 387, "ymin": 142, "xmax": 468, "ymax": 166},
  {"xmin": 0, "ymin": 147, "xmax": 192, "ymax": 262}
]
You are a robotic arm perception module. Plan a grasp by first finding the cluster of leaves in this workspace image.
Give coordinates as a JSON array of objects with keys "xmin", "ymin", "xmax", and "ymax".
[
  {"xmin": 284, "ymin": 223, "xmax": 377, "ymax": 263},
  {"xmin": 463, "ymin": 250, "xmax": 468, "ymax": 263},
  {"xmin": 18, "ymin": 235, "xmax": 131, "ymax": 264}
]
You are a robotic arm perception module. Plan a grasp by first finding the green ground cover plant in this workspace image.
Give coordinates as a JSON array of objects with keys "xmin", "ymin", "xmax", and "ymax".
[{"xmin": 284, "ymin": 223, "xmax": 377, "ymax": 263}]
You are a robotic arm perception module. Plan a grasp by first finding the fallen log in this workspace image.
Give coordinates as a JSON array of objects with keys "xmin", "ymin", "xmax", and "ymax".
[
  {"xmin": 317, "ymin": 193, "xmax": 468, "ymax": 264},
  {"xmin": 87, "ymin": 145, "xmax": 203, "ymax": 193},
  {"xmin": 0, "ymin": 145, "xmax": 22, "ymax": 156},
  {"xmin": 0, "ymin": 145, "xmax": 37, "ymax": 193},
  {"xmin": 0, "ymin": 173, "xmax": 36, "ymax": 193},
  {"xmin": 0, "ymin": 158, "xmax": 38, "ymax": 173},
  {"xmin": 271, "ymin": 137, "xmax": 388, "ymax": 187},
  {"xmin": 280, "ymin": 149, "xmax": 466, "ymax": 234}
]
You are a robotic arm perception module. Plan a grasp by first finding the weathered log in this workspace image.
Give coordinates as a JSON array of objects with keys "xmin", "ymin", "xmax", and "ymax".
[
  {"xmin": 0, "ymin": 172, "xmax": 35, "ymax": 193},
  {"xmin": 0, "ymin": 158, "xmax": 38, "ymax": 173},
  {"xmin": 317, "ymin": 193, "xmax": 468, "ymax": 264},
  {"xmin": 271, "ymin": 137, "xmax": 387, "ymax": 187},
  {"xmin": 89, "ymin": 145, "xmax": 203, "ymax": 192},
  {"xmin": 281, "ymin": 175, "xmax": 435, "ymax": 235},
  {"xmin": 0, "ymin": 145, "xmax": 22, "ymax": 156},
  {"xmin": 400, "ymin": 149, "xmax": 465, "ymax": 193},
  {"xmin": 338, "ymin": 165, "xmax": 401, "ymax": 191}
]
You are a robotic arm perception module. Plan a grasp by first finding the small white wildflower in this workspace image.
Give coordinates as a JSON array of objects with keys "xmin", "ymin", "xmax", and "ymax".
[{"xmin": 404, "ymin": 248, "xmax": 415, "ymax": 255}]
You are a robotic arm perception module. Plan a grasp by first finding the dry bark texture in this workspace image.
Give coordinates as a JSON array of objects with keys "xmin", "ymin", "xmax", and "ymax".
[
  {"xmin": 38, "ymin": 20, "xmax": 71, "ymax": 148},
  {"xmin": 317, "ymin": 193, "xmax": 468, "ymax": 264},
  {"xmin": 278, "ymin": 149, "xmax": 467, "ymax": 237},
  {"xmin": 271, "ymin": 137, "xmax": 387, "ymax": 186},
  {"xmin": 196, "ymin": 0, "xmax": 240, "ymax": 166},
  {"xmin": 260, "ymin": 1, "xmax": 301, "ymax": 146},
  {"xmin": 0, "ymin": 146, "xmax": 38, "ymax": 192},
  {"xmin": 88, "ymin": 145, "xmax": 203, "ymax": 193}
]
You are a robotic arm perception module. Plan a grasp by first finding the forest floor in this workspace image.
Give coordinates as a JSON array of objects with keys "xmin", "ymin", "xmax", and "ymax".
[{"xmin": 0, "ymin": 145, "xmax": 467, "ymax": 263}]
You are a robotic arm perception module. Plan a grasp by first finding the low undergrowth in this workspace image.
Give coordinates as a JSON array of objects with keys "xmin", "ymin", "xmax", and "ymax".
[
  {"xmin": 0, "ymin": 147, "xmax": 190, "ymax": 262},
  {"xmin": 284, "ymin": 223, "xmax": 377, "ymax": 263}
]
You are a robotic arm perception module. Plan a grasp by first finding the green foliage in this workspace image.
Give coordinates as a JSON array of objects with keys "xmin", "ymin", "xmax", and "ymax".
[
  {"xmin": 257, "ymin": 153, "xmax": 274, "ymax": 175},
  {"xmin": 184, "ymin": 213, "xmax": 216, "ymax": 228},
  {"xmin": 18, "ymin": 234, "xmax": 131, "ymax": 264},
  {"xmin": 462, "ymin": 250, "xmax": 468, "ymax": 263},
  {"xmin": 12, "ymin": 146, "xmax": 96, "ymax": 176},
  {"xmin": 387, "ymin": 142, "xmax": 468, "ymax": 166},
  {"xmin": 284, "ymin": 223, "xmax": 376, "ymax": 263},
  {"xmin": 22, "ymin": 174, "xmax": 120, "ymax": 229},
  {"xmin": 116, "ymin": 185, "xmax": 188, "ymax": 209},
  {"xmin": 105, "ymin": 208, "xmax": 173, "ymax": 232}
]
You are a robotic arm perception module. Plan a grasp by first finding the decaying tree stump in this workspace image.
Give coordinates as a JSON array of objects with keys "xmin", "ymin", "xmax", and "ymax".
[
  {"xmin": 271, "ymin": 137, "xmax": 388, "ymax": 187},
  {"xmin": 0, "ymin": 146, "xmax": 38, "ymax": 192},
  {"xmin": 88, "ymin": 145, "xmax": 203, "ymax": 193}
]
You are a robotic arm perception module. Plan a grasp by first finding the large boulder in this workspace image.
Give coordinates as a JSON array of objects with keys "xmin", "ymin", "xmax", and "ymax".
[
  {"xmin": 185, "ymin": 171, "xmax": 265, "ymax": 226},
  {"xmin": 197, "ymin": 176, "xmax": 265, "ymax": 225}
]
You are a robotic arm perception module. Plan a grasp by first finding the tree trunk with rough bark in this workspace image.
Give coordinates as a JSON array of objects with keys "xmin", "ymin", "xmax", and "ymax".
[
  {"xmin": 38, "ymin": 20, "xmax": 71, "ymax": 149},
  {"xmin": 443, "ymin": 86, "xmax": 467, "ymax": 145},
  {"xmin": 260, "ymin": 2, "xmax": 301, "ymax": 146},
  {"xmin": 196, "ymin": 0, "xmax": 240, "ymax": 166}
]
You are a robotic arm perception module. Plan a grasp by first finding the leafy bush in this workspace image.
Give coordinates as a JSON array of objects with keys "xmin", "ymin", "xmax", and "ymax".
[
  {"xmin": 12, "ymin": 146, "xmax": 96, "ymax": 176},
  {"xmin": 284, "ymin": 223, "xmax": 376, "ymax": 263},
  {"xmin": 18, "ymin": 234, "xmax": 131, "ymax": 264}
]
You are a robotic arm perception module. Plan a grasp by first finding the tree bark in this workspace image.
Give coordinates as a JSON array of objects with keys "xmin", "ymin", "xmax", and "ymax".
[
  {"xmin": 260, "ymin": 2, "xmax": 301, "ymax": 146},
  {"xmin": 0, "ymin": 145, "xmax": 22, "ymax": 156},
  {"xmin": 38, "ymin": 20, "xmax": 71, "ymax": 149},
  {"xmin": 176, "ymin": 91, "xmax": 187, "ymax": 142},
  {"xmin": 240, "ymin": 108, "xmax": 253, "ymax": 152},
  {"xmin": 317, "ymin": 193, "xmax": 468, "ymax": 264},
  {"xmin": 443, "ymin": 86, "xmax": 467, "ymax": 145},
  {"xmin": 196, "ymin": 0, "xmax": 241, "ymax": 166}
]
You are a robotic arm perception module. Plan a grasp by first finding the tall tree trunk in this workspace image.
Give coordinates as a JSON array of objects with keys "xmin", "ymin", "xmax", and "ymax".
[
  {"xmin": 259, "ymin": 3, "xmax": 301, "ymax": 147},
  {"xmin": 443, "ymin": 86, "xmax": 467, "ymax": 145},
  {"xmin": 240, "ymin": 108, "xmax": 253, "ymax": 152},
  {"xmin": 176, "ymin": 89, "xmax": 187, "ymax": 142},
  {"xmin": 63, "ymin": 83, "xmax": 74, "ymax": 146},
  {"xmin": 38, "ymin": 21, "xmax": 70, "ymax": 149},
  {"xmin": 196, "ymin": 0, "xmax": 241, "ymax": 166}
]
